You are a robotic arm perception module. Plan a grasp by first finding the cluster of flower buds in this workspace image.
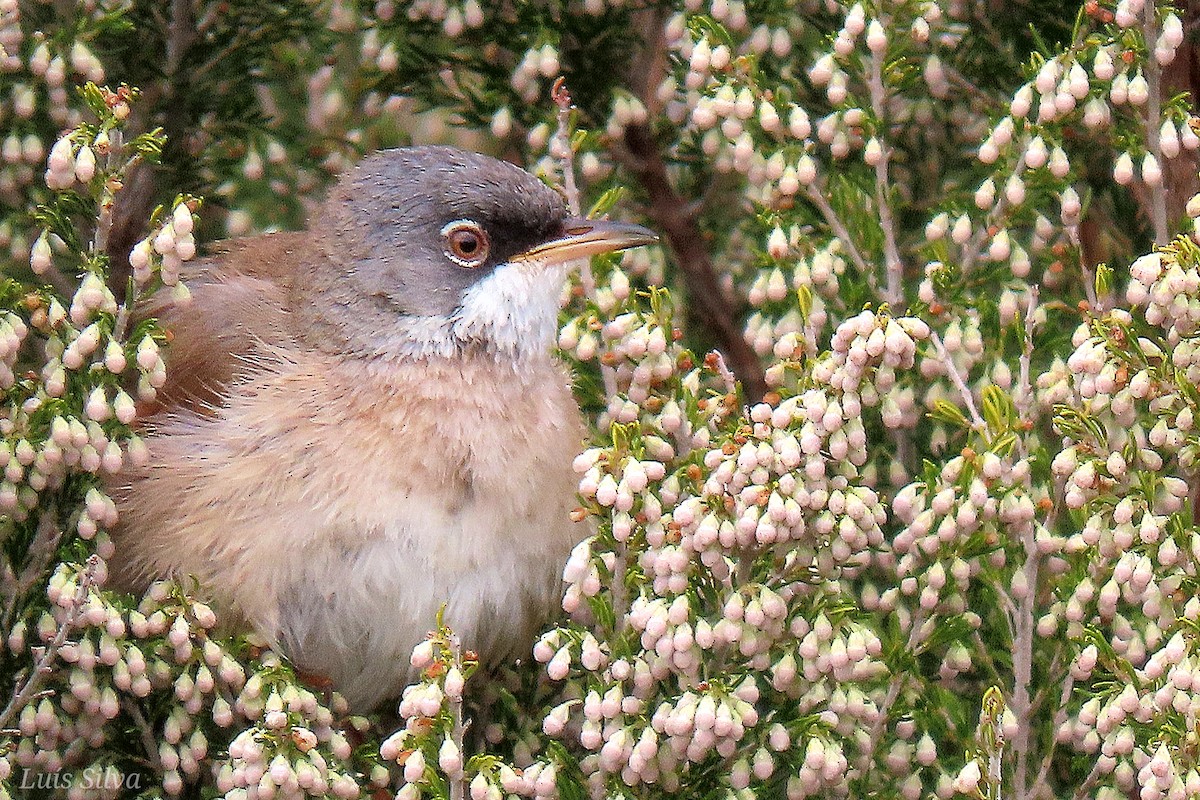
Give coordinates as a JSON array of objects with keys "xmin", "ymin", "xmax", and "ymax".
[
  {"xmin": 44, "ymin": 133, "xmax": 100, "ymax": 191},
  {"xmin": 220, "ymin": 662, "xmax": 368, "ymax": 800},
  {"xmin": 129, "ymin": 199, "xmax": 199, "ymax": 287},
  {"xmin": 539, "ymin": 298, "xmax": 942, "ymax": 798},
  {"xmin": 747, "ymin": 234, "xmax": 843, "ymax": 358},
  {"xmin": 382, "ymin": 620, "xmax": 563, "ymax": 800},
  {"xmin": 8, "ymin": 563, "xmax": 369, "ymax": 799},
  {"xmin": 1038, "ymin": 236, "xmax": 1200, "ymax": 799}
]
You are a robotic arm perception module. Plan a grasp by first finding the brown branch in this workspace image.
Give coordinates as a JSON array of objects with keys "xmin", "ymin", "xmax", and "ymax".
[
  {"xmin": 611, "ymin": 5, "xmax": 767, "ymax": 403},
  {"xmin": 617, "ymin": 123, "xmax": 767, "ymax": 401}
]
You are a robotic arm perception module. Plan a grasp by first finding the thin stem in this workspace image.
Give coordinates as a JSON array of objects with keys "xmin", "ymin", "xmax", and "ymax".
[
  {"xmin": 863, "ymin": 608, "xmax": 929, "ymax": 773},
  {"xmin": 1066, "ymin": 224, "xmax": 1099, "ymax": 309},
  {"xmin": 0, "ymin": 556, "xmax": 99, "ymax": 732},
  {"xmin": 1141, "ymin": 3, "xmax": 1170, "ymax": 245},
  {"xmin": 1009, "ymin": 517, "xmax": 1040, "ymax": 800},
  {"xmin": 551, "ymin": 79, "xmax": 581, "ymax": 219},
  {"xmin": 1032, "ymin": 659, "xmax": 1075, "ymax": 795},
  {"xmin": 803, "ymin": 182, "xmax": 874, "ymax": 279},
  {"xmin": 610, "ymin": 552, "xmax": 629, "ymax": 638},
  {"xmin": 1014, "ymin": 285, "xmax": 1040, "ymax": 430},
  {"xmin": 1069, "ymin": 757, "xmax": 1106, "ymax": 800},
  {"xmin": 122, "ymin": 696, "xmax": 163, "ymax": 770},
  {"xmin": 551, "ymin": 78, "xmax": 618, "ymax": 401},
  {"xmin": 867, "ymin": 47, "xmax": 904, "ymax": 308},
  {"xmin": 929, "ymin": 332, "xmax": 986, "ymax": 430},
  {"xmin": 709, "ymin": 351, "xmax": 738, "ymax": 396},
  {"xmin": 93, "ymin": 130, "xmax": 124, "ymax": 257},
  {"xmin": 961, "ymin": 153, "xmax": 1027, "ymax": 276},
  {"xmin": 4, "ymin": 511, "xmax": 64, "ymax": 635}
]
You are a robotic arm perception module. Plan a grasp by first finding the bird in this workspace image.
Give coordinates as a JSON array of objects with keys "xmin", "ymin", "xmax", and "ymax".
[{"xmin": 110, "ymin": 145, "xmax": 658, "ymax": 710}]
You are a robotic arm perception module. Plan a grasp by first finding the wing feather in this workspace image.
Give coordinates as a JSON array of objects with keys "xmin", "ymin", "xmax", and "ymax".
[{"xmin": 137, "ymin": 231, "xmax": 308, "ymax": 416}]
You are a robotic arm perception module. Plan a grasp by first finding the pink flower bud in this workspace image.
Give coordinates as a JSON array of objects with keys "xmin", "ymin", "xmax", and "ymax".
[
  {"xmin": 403, "ymin": 748, "xmax": 425, "ymax": 783},
  {"xmin": 48, "ymin": 136, "xmax": 73, "ymax": 173},
  {"xmin": 74, "ymin": 145, "xmax": 96, "ymax": 182},
  {"xmin": 444, "ymin": 666, "xmax": 464, "ymax": 699},
  {"xmin": 410, "ymin": 639, "xmax": 434, "ymax": 670},
  {"xmin": 30, "ymin": 232, "xmax": 52, "ymax": 274},
  {"xmin": 439, "ymin": 736, "xmax": 462, "ymax": 777}
]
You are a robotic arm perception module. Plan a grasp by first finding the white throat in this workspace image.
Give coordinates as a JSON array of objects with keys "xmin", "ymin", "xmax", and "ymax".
[{"xmin": 378, "ymin": 261, "xmax": 571, "ymax": 363}]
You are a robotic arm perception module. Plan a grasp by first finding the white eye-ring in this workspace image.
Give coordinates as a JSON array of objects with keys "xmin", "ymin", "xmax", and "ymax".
[{"xmin": 442, "ymin": 220, "xmax": 490, "ymax": 268}]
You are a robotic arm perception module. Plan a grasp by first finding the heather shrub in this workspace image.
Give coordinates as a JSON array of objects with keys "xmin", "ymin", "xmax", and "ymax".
[{"xmin": 1, "ymin": 2, "xmax": 1199, "ymax": 799}]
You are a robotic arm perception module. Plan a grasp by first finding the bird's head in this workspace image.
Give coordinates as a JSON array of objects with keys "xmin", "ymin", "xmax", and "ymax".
[{"xmin": 298, "ymin": 146, "xmax": 657, "ymax": 363}]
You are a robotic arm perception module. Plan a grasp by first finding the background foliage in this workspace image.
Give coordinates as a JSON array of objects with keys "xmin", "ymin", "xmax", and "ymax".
[{"xmin": 1, "ymin": 1, "xmax": 1200, "ymax": 799}]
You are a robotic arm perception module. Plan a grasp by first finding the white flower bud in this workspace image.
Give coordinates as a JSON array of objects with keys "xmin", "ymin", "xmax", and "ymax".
[
  {"xmin": 788, "ymin": 106, "xmax": 811, "ymax": 139},
  {"xmin": 172, "ymin": 203, "xmax": 194, "ymax": 235},
  {"xmin": 974, "ymin": 179, "xmax": 995, "ymax": 210},
  {"xmin": 864, "ymin": 137, "xmax": 883, "ymax": 166},
  {"xmin": 1127, "ymin": 73, "xmax": 1149, "ymax": 105},
  {"xmin": 1010, "ymin": 84, "xmax": 1033, "ymax": 118},
  {"xmin": 403, "ymin": 748, "xmax": 425, "ymax": 784},
  {"xmin": 1142, "ymin": 152, "xmax": 1162, "ymax": 187},
  {"xmin": 74, "ymin": 145, "xmax": 96, "ymax": 182},
  {"xmin": 1068, "ymin": 62, "xmax": 1089, "ymax": 99},
  {"xmin": 444, "ymin": 666, "xmax": 464, "ymax": 699},
  {"xmin": 767, "ymin": 227, "xmax": 788, "ymax": 260},
  {"xmin": 866, "ymin": 20, "xmax": 886, "ymax": 53},
  {"xmin": 439, "ymin": 737, "xmax": 463, "ymax": 778},
  {"xmin": 1024, "ymin": 136, "xmax": 1047, "ymax": 169},
  {"xmin": 1113, "ymin": 152, "xmax": 1134, "ymax": 184},
  {"xmin": 85, "ymin": 387, "xmax": 110, "ymax": 421},
  {"xmin": 410, "ymin": 639, "xmax": 434, "ymax": 668},
  {"xmin": 30, "ymin": 232, "xmax": 52, "ymax": 274},
  {"xmin": 48, "ymin": 136, "xmax": 73, "ymax": 172}
]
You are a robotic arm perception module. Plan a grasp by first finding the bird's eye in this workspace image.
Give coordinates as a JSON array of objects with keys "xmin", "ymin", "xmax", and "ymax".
[{"xmin": 442, "ymin": 221, "xmax": 490, "ymax": 268}]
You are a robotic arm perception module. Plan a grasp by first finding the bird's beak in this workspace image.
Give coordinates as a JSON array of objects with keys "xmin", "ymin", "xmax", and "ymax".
[{"xmin": 512, "ymin": 218, "xmax": 659, "ymax": 267}]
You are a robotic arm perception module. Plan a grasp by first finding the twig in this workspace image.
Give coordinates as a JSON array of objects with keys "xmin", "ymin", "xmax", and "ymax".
[
  {"xmin": 551, "ymin": 78, "xmax": 618, "ymax": 401},
  {"xmin": 122, "ymin": 696, "xmax": 163, "ymax": 771},
  {"xmin": 1014, "ymin": 285, "xmax": 1040, "ymax": 429},
  {"xmin": 960, "ymin": 153, "xmax": 1027, "ymax": 276},
  {"xmin": 929, "ymin": 332, "xmax": 986, "ymax": 430},
  {"xmin": 1141, "ymin": 2, "xmax": 1170, "ymax": 245},
  {"xmin": 610, "ymin": 552, "xmax": 629, "ymax": 638},
  {"xmin": 447, "ymin": 632, "xmax": 468, "ymax": 800},
  {"xmin": 1069, "ymin": 756, "xmax": 1106, "ymax": 800},
  {"xmin": 867, "ymin": 48, "xmax": 905, "ymax": 308},
  {"xmin": 942, "ymin": 64, "xmax": 1001, "ymax": 110},
  {"xmin": 0, "ymin": 556, "xmax": 99, "ymax": 732},
  {"xmin": 863, "ymin": 608, "xmax": 929, "ymax": 773},
  {"xmin": 551, "ymin": 79, "xmax": 582, "ymax": 219},
  {"xmin": 708, "ymin": 351, "xmax": 738, "ymax": 396},
  {"xmin": 4, "ymin": 512, "xmax": 64, "ymax": 634},
  {"xmin": 1009, "ymin": 517, "xmax": 1040, "ymax": 800},
  {"xmin": 616, "ymin": 123, "xmax": 767, "ymax": 401},
  {"xmin": 1032, "ymin": 656, "xmax": 1075, "ymax": 795},
  {"xmin": 616, "ymin": 6, "xmax": 767, "ymax": 401},
  {"xmin": 803, "ymin": 183, "xmax": 875, "ymax": 280},
  {"xmin": 93, "ymin": 129, "xmax": 124, "ymax": 257},
  {"xmin": 1065, "ymin": 224, "xmax": 1099, "ymax": 309}
]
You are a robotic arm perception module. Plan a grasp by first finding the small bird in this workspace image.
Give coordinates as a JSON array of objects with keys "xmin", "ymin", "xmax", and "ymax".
[{"xmin": 111, "ymin": 146, "xmax": 657, "ymax": 710}]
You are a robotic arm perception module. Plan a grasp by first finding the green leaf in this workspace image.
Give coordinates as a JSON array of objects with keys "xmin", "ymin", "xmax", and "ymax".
[
  {"xmin": 980, "ymin": 385, "xmax": 1015, "ymax": 434},
  {"xmin": 797, "ymin": 284, "xmax": 813, "ymax": 322},
  {"xmin": 1094, "ymin": 262, "xmax": 1113, "ymax": 299},
  {"xmin": 929, "ymin": 400, "xmax": 970, "ymax": 428},
  {"xmin": 588, "ymin": 187, "xmax": 625, "ymax": 219}
]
